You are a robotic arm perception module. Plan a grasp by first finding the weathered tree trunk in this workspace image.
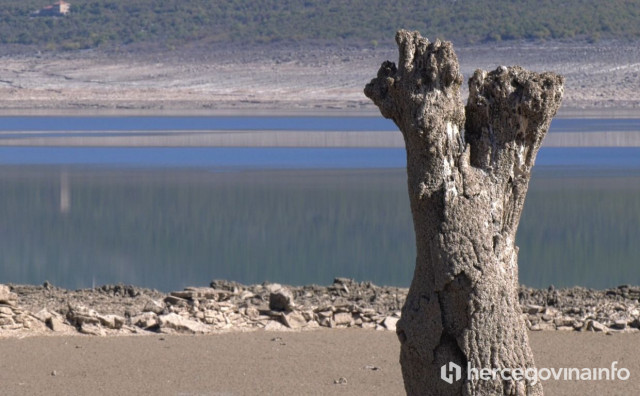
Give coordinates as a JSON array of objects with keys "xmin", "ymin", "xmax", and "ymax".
[{"xmin": 364, "ymin": 30, "xmax": 563, "ymax": 395}]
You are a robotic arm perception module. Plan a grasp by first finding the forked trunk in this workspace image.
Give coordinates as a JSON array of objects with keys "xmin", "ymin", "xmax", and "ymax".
[{"xmin": 364, "ymin": 30, "xmax": 563, "ymax": 395}]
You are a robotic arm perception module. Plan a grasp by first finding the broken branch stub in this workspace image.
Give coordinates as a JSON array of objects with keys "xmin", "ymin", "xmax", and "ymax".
[{"xmin": 365, "ymin": 30, "xmax": 563, "ymax": 396}]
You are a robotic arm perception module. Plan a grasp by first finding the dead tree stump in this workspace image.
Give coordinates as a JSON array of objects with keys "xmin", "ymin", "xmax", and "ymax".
[{"xmin": 364, "ymin": 30, "xmax": 563, "ymax": 395}]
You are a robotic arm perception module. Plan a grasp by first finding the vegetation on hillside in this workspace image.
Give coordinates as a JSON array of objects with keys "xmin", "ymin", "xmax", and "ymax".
[{"xmin": 1, "ymin": 0, "xmax": 639, "ymax": 50}]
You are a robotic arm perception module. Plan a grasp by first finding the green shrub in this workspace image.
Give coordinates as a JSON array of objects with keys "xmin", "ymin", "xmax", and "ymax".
[{"xmin": 4, "ymin": 0, "xmax": 640, "ymax": 50}]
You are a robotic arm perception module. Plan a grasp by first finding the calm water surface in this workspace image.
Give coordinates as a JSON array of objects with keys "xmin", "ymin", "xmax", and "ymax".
[
  {"xmin": 0, "ymin": 117, "xmax": 639, "ymax": 291},
  {"xmin": 0, "ymin": 116, "xmax": 638, "ymax": 132}
]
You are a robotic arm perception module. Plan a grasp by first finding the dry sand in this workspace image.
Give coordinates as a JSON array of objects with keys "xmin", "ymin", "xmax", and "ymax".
[
  {"xmin": 1, "ymin": 41, "xmax": 639, "ymax": 117},
  {"xmin": 0, "ymin": 330, "xmax": 638, "ymax": 395}
]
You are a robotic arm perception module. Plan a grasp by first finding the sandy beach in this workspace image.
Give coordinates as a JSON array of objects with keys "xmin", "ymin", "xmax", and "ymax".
[{"xmin": 0, "ymin": 330, "xmax": 637, "ymax": 395}]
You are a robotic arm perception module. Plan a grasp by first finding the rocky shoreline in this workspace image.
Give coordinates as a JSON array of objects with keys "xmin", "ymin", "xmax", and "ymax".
[{"xmin": 2, "ymin": 280, "xmax": 640, "ymax": 337}]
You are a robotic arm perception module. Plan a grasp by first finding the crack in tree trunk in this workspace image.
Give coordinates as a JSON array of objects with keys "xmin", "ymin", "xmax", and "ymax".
[{"xmin": 364, "ymin": 30, "xmax": 563, "ymax": 396}]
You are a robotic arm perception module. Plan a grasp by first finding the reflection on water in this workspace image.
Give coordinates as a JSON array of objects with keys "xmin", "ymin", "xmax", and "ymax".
[
  {"xmin": 0, "ymin": 165, "xmax": 638, "ymax": 291},
  {"xmin": 0, "ymin": 167, "xmax": 415, "ymax": 291},
  {"xmin": 519, "ymin": 170, "xmax": 640, "ymax": 289},
  {"xmin": 0, "ymin": 116, "xmax": 398, "ymax": 132},
  {"xmin": 0, "ymin": 116, "xmax": 637, "ymax": 133}
]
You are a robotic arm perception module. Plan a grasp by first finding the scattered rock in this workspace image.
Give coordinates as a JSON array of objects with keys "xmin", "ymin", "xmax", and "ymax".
[
  {"xmin": 97, "ymin": 314, "xmax": 125, "ymax": 330},
  {"xmin": 47, "ymin": 315, "xmax": 70, "ymax": 332},
  {"xmin": 281, "ymin": 311, "xmax": 307, "ymax": 329},
  {"xmin": 556, "ymin": 325, "xmax": 575, "ymax": 331},
  {"xmin": 34, "ymin": 309, "xmax": 53, "ymax": 323},
  {"xmin": 170, "ymin": 287, "xmax": 231, "ymax": 301},
  {"xmin": 131, "ymin": 312, "xmax": 159, "ymax": 329},
  {"xmin": 97, "ymin": 284, "xmax": 143, "ymax": 298},
  {"xmin": 163, "ymin": 295, "xmax": 189, "ymax": 307},
  {"xmin": 333, "ymin": 312, "xmax": 354, "ymax": 327},
  {"xmin": 268, "ymin": 284, "xmax": 295, "ymax": 312},
  {"xmin": 210, "ymin": 280, "xmax": 243, "ymax": 293},
  {"xmin": 263, "ymin": 320, "xmax": 288, "ymax": 331},
  {"xmin": 4, "ymin": 282, "xmax": 640, "ymax": 336},
  {"xmin": 530, "ymin": 322, "xmax": 555, "ymax": 331},
  {"xmin": 158, "ymin": 313, "xmax": 210, "ymax": 334},
  {"xmin": 583, "ymin": 319, "xmax": 608, "ymax": 333},
  {"xmin": 554, "ymin": 317, "xmax": 574, "ymax": 328},
  {"xmin": 334, "ymin": 377, "xmax": 348, "ymax": 385},
  {"xmin": 245, "ymin": 306, "xmax": 260, "ymax": 320},
  {"xmin": 0, "ymin": 285, "xmax": 17, "ymax": 306},
  {"xmin": 35, "ymin": 309, "xmax": 71, "ymax": 332},
  {"xmin": 67, "ymin": 305, "xmax": 101, "ymax": 328},
  {"xmin": 80, "ymin": 323, "xmax": 106, "ymax": 336},
  {"xmin": 0, "ymin": 306, "xmax": 13, "ymax": 315},
  {"xmin": 611, "ymin": 320, "xmax": 628, "ymax": 330},
  {"xmin": 524, "ymin": 304, "xmax": 544, "ymax": 315},
  {"xmin": 332, "ymin": 278, "xmax": 353, "ymax": 293},
  {"xmin": 382, "ymin": 316, "xmax": 399, "ymax": 332},
  {"xmin": 143, "ymin": 300, "xmax": 165, "ymax": 315}
]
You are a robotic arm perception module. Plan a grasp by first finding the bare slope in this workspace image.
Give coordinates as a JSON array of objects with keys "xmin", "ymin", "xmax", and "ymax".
[{"xmin": 0, "ymin": 42, "xmax": 638, "ymax": 115}]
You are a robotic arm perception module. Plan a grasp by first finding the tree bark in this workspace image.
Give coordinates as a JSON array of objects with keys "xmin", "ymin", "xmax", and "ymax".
[{"xmin": 364, "ymin": 30, "xmax": 563, "ymax": 395}]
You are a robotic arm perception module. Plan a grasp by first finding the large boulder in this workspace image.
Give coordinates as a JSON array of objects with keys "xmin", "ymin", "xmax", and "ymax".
[{"xmin": 268, "ymin": 284, "xmax": 295, "ymax": 312}]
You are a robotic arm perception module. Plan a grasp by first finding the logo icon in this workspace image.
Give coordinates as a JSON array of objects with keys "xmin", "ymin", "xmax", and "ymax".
[{"xmin": 441, "ymin": 362, "xmax": 462, "ymax": 384}]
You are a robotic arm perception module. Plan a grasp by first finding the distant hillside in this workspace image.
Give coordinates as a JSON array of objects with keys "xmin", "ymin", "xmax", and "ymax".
[{"xmin": 2, "ymin": 0, "xmax": 640, "ymax": 50}]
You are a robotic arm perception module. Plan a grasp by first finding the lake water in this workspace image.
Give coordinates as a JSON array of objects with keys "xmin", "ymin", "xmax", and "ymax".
[
  {"xmin": 0, "ymin": 116, "xmax": 638, "ymax": 132},
  {"xmin": 0, "ymin": 117, "xmax": 639, "ymax": 291}
]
